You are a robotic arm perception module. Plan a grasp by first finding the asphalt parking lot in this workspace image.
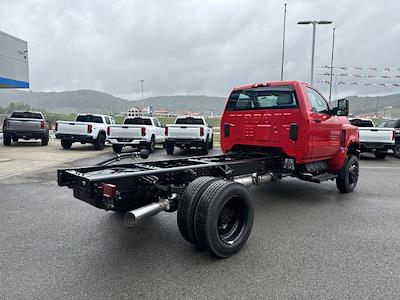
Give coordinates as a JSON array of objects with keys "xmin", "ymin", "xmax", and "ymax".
[{"xmin": 1, "ymin": 144, "xmax": 400, "ymax": 299}]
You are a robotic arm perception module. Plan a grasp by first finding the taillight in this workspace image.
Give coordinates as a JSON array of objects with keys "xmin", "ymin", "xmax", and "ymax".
[
  {"xmin": 200, "ymin": 127, "xmax": 204, "ymax": 136},
  {"xmin": 55, "ymin": 122, "xmax": 58, "ymax": 132},
  {"xmin": 165, "ymin": 126, "xmax": 168, "ymax": 136},
  {"xmin": 141, "ymin": 127, "xmax": 146, "ymax": 136},
  {"xmin": 107, "ymin": 126, "xmax": 110, "ymax": 136},
  {"xmin": 87, "ymin": 124, "xmax": 93, "ymax": 133},
  {"xmin": 102, "ymin": 183, "xmax": 117, "ymax": 198},
  {"xmin": 393, "ymin": 130, "xmax": 396, "ymax": 141},
  {"xmin": 3, "ymin": 118, "xmax": 8, "ymax": 129},
  {"xmin": 340, "ymin": 129, "xmax": 346, "ymax": 148},
  {"xmin": 40, "ymin": 121, "xmax": 45, "ymax": 129}
]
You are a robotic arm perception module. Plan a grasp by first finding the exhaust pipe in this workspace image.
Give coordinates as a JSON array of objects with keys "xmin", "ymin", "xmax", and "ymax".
[
  {"xmin": 234, "ymin": 173, "xmax": 272, "ymax": 187},
  {"xmin": 124, "ymin": 200, "xmax": 169, "ymax": 226}
]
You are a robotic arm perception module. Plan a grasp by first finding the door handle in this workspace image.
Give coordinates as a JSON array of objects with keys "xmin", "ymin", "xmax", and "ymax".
[{"xmin": 313, "ymin": 118, "xmax": 322, "ymax": 123}]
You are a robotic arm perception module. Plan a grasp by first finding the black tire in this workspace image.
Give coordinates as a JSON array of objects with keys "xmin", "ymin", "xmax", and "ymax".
[
  {"xmin": 61, "ymin": 139, "xmax": 72, "ymax": 150},
  {"xmin": 112, "ymin": 144, "xmax": 123, "ymax": 154},
  {"xmin": 147, "ymin": 136, "xmax": 155, "ymax": 153},
  {"xmin": 209, "ymin": 135, "xmax": 214, "ymax": 150},
  {"xmin": 3, "ymin": 134, "xmax": 11, "ymax": 146},
  {"xmin": 336, "ymin": 155, "xmax": 359, "ymax": 193},
  {"xmin": 94, "ymin": 133, "xmax": 106, "ymax": 150},
  {"xmin": 166, "ymin": 143, "xmax": 174, "ymax": 155},
  {"xmin": 394, "ymin": 144, "xmax": 400, "ymax": 159},
  {"xmin": 12, "ymin": 137, "xmax": 18, "ymax": 142},
  {"xmin": 41, "ymin": 137, "xmax": 49, "ymax": 146},
  {"xmin": 374, "ymin": 151, "xmax": 387, "ymax": 159},
  {"xmin": 177, "ymin": 177, "xmax": 219, "ymax": 247},
  {"xmin": 194, "ymin": 180, "xmax": 254, "ymax": 258},
  {"xmin": 201, "ymin": 137, "xmax": 209, "ymax": 155}
]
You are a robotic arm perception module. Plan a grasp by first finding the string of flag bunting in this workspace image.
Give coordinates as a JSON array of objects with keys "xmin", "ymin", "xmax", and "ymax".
[
  {"xmin": 318, "ymin": 66, "xmax": 400, "ymax": 72},
  {"xmin": 317, "ymin": 66, "xmax": 400, "ymax": 87},
  {"xmin": 317, "ymin": 72, "xmax": 400, "ymax": 79},
  {"xmin": 317, "ymin": 81, "xmax": 400, "ymax": 87}
]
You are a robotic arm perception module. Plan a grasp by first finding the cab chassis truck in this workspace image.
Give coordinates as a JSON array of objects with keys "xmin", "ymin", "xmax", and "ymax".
[{"xmin": 58, "ymin": 81, "xmax": 360, "ymax": 258}]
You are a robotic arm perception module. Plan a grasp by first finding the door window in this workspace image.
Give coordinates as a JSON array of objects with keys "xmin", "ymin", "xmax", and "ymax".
[
  {"xmin": 104, "ymin": 116, "xmax": 111, "ymax": 124},
  {"xmin": 306, "ymin": 88, "xmax": 329, "ymax": 114}
]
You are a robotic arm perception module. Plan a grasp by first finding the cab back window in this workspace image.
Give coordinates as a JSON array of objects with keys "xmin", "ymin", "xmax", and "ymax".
[
  {"xmin": 11, "ymin": 112, "xmax": 42, "ymax": 119},
  {"xmin": 124, "ymin": 118, "xmax": 152, "ymax": 125},
  {"xmin": 76, "ymin": 115, "xmax": 103, "ymax": 123},
  {"xmin": 226, "ymin": 87, "xmax": 297, "ymax": 111},
  {"xmin": 175, "ymin": 117, "xmax": 204, "ymax": 125},
  {"xmin": 350, "ymin": 119, "xmax": 374, "ymax": 127}
]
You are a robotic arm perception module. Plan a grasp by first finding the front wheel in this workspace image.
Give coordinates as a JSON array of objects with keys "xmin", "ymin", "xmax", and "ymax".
[
  {"xmin": 61, "ymin": 139, "xmax": 72, "ymax": 150},
  {"xmin": 3, "ymin": 135, "xmax": 11, "ymax": 146},
  {"xmin": 194, "ymin": 180, "xmax": 254, "ymax": 258},
  {"xmin": 201, "ymin": 138, "xmax": 209, "ymax": 155},
  {"xmin": 336, "ymin": 155, "xmax": 359, "ymax": 193},
  {"xmin": 374, "ymin": 151, "xmax": 387, "ymax": 159},
  {"xmin": 147, "ymin": 136, "xmax": 155, "ymax": 153},
  {"xmin": 112, "ymin": 144, "xmax": 123, "ymax": 154},
  {"xmin": 209, "ymin": 135, "xmax": 214, "ymax": 150},
  {"xmin": 393, "ymin": 144, "xmax": 400, "ymax": 158},
  {"xmin": 166, "ymin": 143, "xmax": 174, "ymax": 155},
  {"xmin": 94, "ymin": 134, "xmax": 106, "ymax": 150},
  {"xmin": 41, "ymin": 137, "xmax": 49, "ymax": 146}
]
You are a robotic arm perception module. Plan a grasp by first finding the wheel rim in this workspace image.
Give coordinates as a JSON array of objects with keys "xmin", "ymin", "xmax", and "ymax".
[
  {"xmin": 348, "ymin": 162, "xmax": 359, "ymax": 188},
  {"xmin": 217, "ymin": 196, "xmax": 246, "ymax": 245}
]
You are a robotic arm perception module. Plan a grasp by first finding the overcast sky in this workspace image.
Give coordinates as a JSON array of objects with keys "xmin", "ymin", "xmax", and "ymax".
[{"xmin": 2, "ymin": 0, "xmax": 400, "ymax": 100}]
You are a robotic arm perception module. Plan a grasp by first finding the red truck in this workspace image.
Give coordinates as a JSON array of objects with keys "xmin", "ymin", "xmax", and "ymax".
[{"xmin": 58, "ymin": 81, "xmax": 360, "ymax": 258}]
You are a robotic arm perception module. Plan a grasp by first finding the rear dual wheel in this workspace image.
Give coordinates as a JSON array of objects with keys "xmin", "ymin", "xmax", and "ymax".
[{"xmin": 177, "ymin": 177, "xmax": 254, "ymax": 258}]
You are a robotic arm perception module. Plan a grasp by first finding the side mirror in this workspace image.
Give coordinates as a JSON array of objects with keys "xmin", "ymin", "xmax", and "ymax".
[
  {"xmin": 208, "ymin": 124, "xmax": 213, "ymax": 128},
  {"xmin": 334, "ymin": 99, "xmax": 349, "ymax": 116}
]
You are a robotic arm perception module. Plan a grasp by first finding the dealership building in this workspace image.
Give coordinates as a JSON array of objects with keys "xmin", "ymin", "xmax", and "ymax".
[{"xmin": 0, "ymin": 30, "xmax": 29, "ymax": 89}]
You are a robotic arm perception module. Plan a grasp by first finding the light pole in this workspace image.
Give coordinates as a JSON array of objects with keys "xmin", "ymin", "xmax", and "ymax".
[
  {"xmin": 280, "ymin": 3, "xmax": 287, "ymax": 81},
  {"xmin": 328, "ymin": 27, "xmax": 336, "ymax": 103},
  {"xmin": 298, "ymin": 20, "xmax": 332, "ymax": 85},
  {"xmin": 140, "ymin": 79, "xmax": 144, "ymax": 109}
]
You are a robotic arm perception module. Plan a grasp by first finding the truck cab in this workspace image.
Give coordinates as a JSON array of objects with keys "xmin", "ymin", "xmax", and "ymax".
[{"xmin": 221, "ymin": 81, "xmax": 359, "ymax": 172}]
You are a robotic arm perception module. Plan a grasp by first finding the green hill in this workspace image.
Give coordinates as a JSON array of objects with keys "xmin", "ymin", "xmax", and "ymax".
[
  {"xmin": 0, "ymin": 90, "xmax": 226, "ymax": 115},
  {"xmin": 0, "ymin": 89, "xmax": 399, "ymax": 117}
]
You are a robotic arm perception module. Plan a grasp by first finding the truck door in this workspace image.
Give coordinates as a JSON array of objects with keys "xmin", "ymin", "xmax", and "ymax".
[
  {"xmin": 305, "ymin": 87, "xmax": 341, "ymax": 158},
  {"xmin": 153, "ymin": 118, "xmax": 165, "ymax": 143}
]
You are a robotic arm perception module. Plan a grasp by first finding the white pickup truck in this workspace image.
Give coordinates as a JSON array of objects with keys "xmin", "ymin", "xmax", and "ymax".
[
  {"xmin": 349, "ymin": 118, "xmax": 395, "ymax": 159},
  {"xmin": 165, "ymin": 116, "xmax": 213, "ymax": 155},
  {"xmin": 55, "ymin": 114, "xmax": 116, "ymax": 150},
  {"xmin": 108, "ymin": 116, "xmax": 165, "ymax": 153}
]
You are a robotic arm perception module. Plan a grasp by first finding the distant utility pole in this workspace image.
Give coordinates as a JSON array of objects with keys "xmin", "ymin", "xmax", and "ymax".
[
  {"xmin": 140, "ymin": 79, "xmax": 144, "ymax": 108},
  {"xmin": 280, "ymin": 3, "xmax": 287, "ymax": 81},
  {"xmin": 328, "ymin": 27, "xmax": 336, "ymax": 103}
]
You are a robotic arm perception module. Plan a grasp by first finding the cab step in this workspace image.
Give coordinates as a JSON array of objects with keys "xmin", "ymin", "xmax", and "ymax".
[{"xmin": 299, "ymin": 172, "xmax": 337, "ymax": 183}]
